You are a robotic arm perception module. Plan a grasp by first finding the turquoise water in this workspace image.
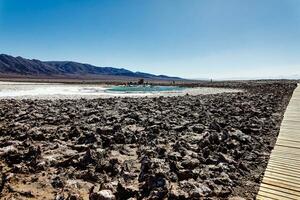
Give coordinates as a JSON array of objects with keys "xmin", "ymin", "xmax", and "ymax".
[{"xmin": 106, "ymin": 85, "xmax": 186, "ymax": 93}]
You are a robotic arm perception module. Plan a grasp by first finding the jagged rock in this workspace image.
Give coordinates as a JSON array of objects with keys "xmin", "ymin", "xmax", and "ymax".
[
  {"xmin": 177, "ymin": 169, "xmax": 197, "ymax": 181},
  {"xmin": 192, "ymin": 124, "xmax": 205, "ymax": 133},
  {"xmin": 228, "ymin": 196, "xmax": 246, "ymax": 200},
  {"xmin": 116, "ymin": 182, "xmax": 139, "ymax": 199},
  {"xmin": 168, "ymin": 152, "xmax": 182, "ymax": 161},
  {"xmin": 96, "ymin": 126, "xmax": 114, "ymax": 135},
  {"xmin": 69, "ymin": 126, "xmax": 82, "ymax": 138},
  {"xmin": 51, "ymin": 176, "xmax": 64, "ymax": 188},
  {"xmin": 230, "ymin": 130, "xmax": 251, "ymax": 143},
  {"xmin": 67, "ymin": 193, "xmax": 83, "ymax": 200},
  {"xmin": 179, "ymin": 179, "xmax": 212, "ymax": 197},
  {"xmin": 208, "ymin": 132, "xmax": 220, "ymax": 144},
  {"xmin": 90, "ymin": 190, "xmax": 115, "ymax": 200},
  {"xmin": 0, "ymin": 81, "xmax": 296, "ymax": 200},
  {"xmin": 181, "ymin": 158, "xmax": 200, "ymax": 169}
]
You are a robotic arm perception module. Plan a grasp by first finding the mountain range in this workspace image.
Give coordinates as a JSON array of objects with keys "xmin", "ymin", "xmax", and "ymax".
[{"xmin": 0, "ymin": 54, "xmax": 181, "ymax": 80}]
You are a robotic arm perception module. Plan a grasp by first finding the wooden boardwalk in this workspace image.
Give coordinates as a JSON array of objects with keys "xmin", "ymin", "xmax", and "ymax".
[{"xmin": 257, "ymin": 84, "xmax": 300, "ymax": 200}]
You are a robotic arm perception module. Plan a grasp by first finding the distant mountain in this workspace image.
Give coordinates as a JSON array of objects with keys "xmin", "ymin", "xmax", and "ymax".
[{"xmin": 0, "ymin": 54, "xmax": 182, "ymax": 80}]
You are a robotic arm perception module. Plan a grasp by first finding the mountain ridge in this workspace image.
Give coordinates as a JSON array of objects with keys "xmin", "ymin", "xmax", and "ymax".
[{"xmin": 0, "ymin": 54, "xmax": 182, "ymax": 80}]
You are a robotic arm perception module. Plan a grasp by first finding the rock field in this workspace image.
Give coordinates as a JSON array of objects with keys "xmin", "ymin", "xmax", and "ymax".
[{"xmin": 0, "ymin": 81, "xmax": 297, "ymax": 200}]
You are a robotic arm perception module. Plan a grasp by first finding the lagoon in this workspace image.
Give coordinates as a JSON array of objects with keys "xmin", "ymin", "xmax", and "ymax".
[{"xmin": 0, "ymin": 81, "xmax": 241, "ymax": 99}]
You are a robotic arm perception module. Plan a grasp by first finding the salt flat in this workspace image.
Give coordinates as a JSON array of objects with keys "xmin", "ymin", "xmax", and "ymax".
[{"xmin": 0, "ymin": 81, "xmax": 241, "ymax": 99}]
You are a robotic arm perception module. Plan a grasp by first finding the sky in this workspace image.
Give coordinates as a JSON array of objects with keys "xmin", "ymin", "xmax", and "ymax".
[{"xmin": 0, "ymin": 0, "xmax": 300, "ymax": 79}]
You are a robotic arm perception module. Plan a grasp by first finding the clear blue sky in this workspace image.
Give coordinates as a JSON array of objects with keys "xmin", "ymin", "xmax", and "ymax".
[{"xmin": 1, "ymin": 0, "xmax": 300, "ymax": 79}]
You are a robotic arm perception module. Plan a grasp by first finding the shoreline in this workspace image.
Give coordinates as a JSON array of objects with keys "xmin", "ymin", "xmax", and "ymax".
[{"xmin": 0, "ymin": 81, "xmax": 241, "ymax": 100}]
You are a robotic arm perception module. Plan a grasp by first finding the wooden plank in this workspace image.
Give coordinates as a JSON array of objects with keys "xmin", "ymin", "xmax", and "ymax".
[
  {"xmin": 256, "ymin": 193, "xmax": 281, "ymax": 200},
  {"xmin": 258, "ymin": 187, "xmax": 299, "ymax": 200},
  {"xmin": 280, "ymin": 126, "xmax": 300, "ymax": 131},
  {"xmin": 265, "ymin": 165, "xmax": 300, "ymax": 176},
  {"xmin": 275, "ymin": 144, "xmax": 300, "ymax": 150},
  {"xmin": 281, "ymin": 119, "xmax": 300, "ymax": 123},
  {"xmin": 272, "ymin": 150, "xmax": 300, "ymax": 155},
  {"xmin": 273, "ymin": 145, "xmax": 300, "ymax": 151},
  {"xmin": 271, "ymin": 149, "xmax": 300, "ymax": 154},
  {"xmin": 256, "ymin": 191, "xmax": 286, "ymax": 200},
  {"xmin": 262, "ymin": 177, "xmax": 300, "ymax": 191},
  {"xmin": 276, "ymin": 138, "xmax": 300, "ymax": 143},
  {"xmin": 257, "ymin": 84, "xmax": 300, "ymax": 199},
  {"xmin": 277, "ymin": 131, "xmax": 300, "ymax": 136},
  {"xmin": 264, "ymin": 168, "xmax": 300, "ymax": 180},
  {"xmin": 269, "ymin": 155, "xmax": 300, "ymax": 163},
  {"xmin": 277, "ymin": 137, "xmax": 300, "ymax": 141},
  {"xmin": 268, "ymin": 158, "xmax": 300, "ymax": 166},
  {"xmin": 260, "ymin": 183, "xmax": 300, "ymax": 196},
  {"xmin": 267, "ymin": 160, "xmax": 300, "ymax": 169},
  {"xmin": 256, "ymin": 194, "xmax": 280, "ymax": 200},
  {"xmin": 278, "ymin": 128, "xmax": 300, "ymax": 132},
  {"xmin": 274, "ymin": 142, "xmax": 300, "ymax": 148},
  {"xmin": 275, "ymin": 138, "xmax": 300, "ymax": 143},
  {"xmin": 278, "ymin": 134, "xmax": 300, "ymax": 138},
  {"xmin": 272, "ymin": 148, "xmax": 300, "ymax": 154},
  {"xmin": 263, "ymin": 170, "xmax": 300, "ymax": 182},
  {"xmin": 270, "ymin": 150, "xmax": 300, "ymax": 156},
  {"xmin": 279, "ymin": 127, "xmax": 300, "ymax": 131},
  {"xmin": 281, "ymin": 120, "xmax": 300, "ymax": 124},
  {"xmin": 263, "ymin": 175, "xmax": 300, "ymax": 186},
  {"xmin": 267, "ymin": 163, "xmax": 300, "ymax": 172},
  {"xmin": 280, "ymin": 125, "xmax": 300, "ymax": 129}
]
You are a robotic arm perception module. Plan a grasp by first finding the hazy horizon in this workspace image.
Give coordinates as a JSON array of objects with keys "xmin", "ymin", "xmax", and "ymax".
[{"xmin": 1, "ymin": 0, "xmax": 300, "ymax": 79}]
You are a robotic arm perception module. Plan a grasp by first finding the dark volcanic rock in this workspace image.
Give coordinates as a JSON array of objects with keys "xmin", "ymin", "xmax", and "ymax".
[{"xmin": 0, "ymin": 81, "xmax": 296, "ymax": 199}]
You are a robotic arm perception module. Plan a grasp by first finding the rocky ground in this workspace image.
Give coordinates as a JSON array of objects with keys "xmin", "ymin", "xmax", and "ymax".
[{"xmin": 0, "ymin": 81, "xmax": 297, "ymax": 200}]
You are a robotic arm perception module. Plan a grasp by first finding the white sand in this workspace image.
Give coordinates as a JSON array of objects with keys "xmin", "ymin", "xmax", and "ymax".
[{"xmin": 0, "ymin": 81, "xmax": 241, "ymax": 99}]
